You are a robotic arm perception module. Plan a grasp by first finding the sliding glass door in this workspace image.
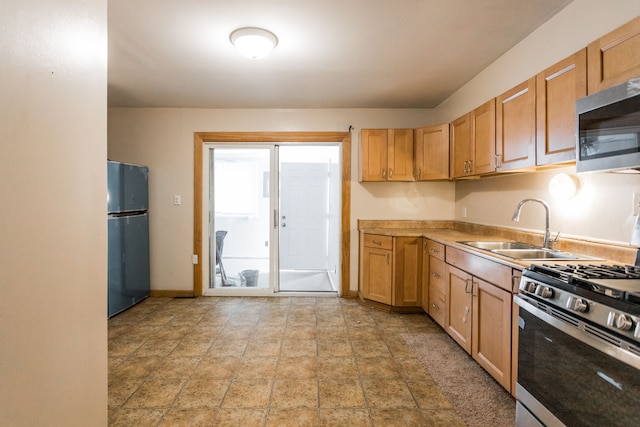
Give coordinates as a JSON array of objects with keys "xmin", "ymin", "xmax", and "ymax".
[{"xmin": 202, "ymin": 143, "xmax": 340, "ymax": 295}]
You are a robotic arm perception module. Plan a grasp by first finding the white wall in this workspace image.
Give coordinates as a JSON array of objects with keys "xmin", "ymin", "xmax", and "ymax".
[
  {"xmin": 437, "ymin": 0, "xmax": 640, "ymax": 244},
  {"xmin": 0, "ymin": 0, "xmax": 108, "ymax": 425},
  {"xmin": 107, "ymin": 109, "xmax": 451, "ymax": 292}
]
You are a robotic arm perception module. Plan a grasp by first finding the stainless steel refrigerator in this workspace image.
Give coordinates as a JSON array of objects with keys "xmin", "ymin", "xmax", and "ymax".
[{"xmin": 107, "ymin": 161, "xmax": 150, "ymax": 317}]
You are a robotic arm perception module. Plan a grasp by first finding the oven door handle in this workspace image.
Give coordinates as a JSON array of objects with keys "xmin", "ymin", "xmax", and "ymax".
[{"xmin": 515, "ymin": 295, "xmax": 640, "ymax": 370}]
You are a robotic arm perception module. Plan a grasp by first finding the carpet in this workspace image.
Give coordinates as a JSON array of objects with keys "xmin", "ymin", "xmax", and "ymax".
[{"xmin": 403, "ymin": 332, "xmax": 516, "ymax": 427}]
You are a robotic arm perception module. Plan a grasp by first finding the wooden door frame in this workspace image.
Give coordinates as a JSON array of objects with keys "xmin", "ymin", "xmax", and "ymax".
[{"xmin": 193, "ymin": 131, "xmax": 351, "ymax": 297}]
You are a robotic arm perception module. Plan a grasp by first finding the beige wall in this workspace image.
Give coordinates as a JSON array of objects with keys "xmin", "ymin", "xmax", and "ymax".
[
  {"xmin": 437, "ymin": 0, "xmax": 640, "ymax": 245},
  {"xmin": 0, "ymin": 0, "xmax": 108, "ymax": 425},
  {"xmin": 107, "ymin": 109, "xmax": 452, "ymax": 292}
]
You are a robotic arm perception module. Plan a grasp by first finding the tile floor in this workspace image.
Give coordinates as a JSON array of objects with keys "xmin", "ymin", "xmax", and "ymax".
[{"xmin": 108, "ymin": 296, "xmax": 466, "ymax": 426}]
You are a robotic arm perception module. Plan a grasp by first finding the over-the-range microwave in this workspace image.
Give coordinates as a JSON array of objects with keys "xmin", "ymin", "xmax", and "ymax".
[{"xmin": 576, "ymin": 77, "xmax": 640, "ymax": 173}]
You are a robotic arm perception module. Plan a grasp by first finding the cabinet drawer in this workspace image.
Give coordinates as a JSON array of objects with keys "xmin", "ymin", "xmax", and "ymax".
[
  {"xmin": 445, "ymin": 246, "xmax": 513, "ymax": 292},
  {"xmin": 429, "ymin": 257, "xmax": 446, "ymax": 294},
  {"xmin": 363, "ymin": 234, "xmax": 393, "ymax": 250},
  {"xmin": 428, "ymin": 290, "xmax": 446, "ymax": 327},
  {"xmin": 426, "ymin": 240, "xmax": 445, "ymax": 260}
]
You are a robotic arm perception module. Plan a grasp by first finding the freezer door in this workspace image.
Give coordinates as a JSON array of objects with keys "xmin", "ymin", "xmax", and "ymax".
[
  {"xmin": 108, "ymin": 213, "xmax": 150, "ymax": 317},
  {"xmin": 107, "ymin": 161, "xmax": 149, "ymax": 213}
]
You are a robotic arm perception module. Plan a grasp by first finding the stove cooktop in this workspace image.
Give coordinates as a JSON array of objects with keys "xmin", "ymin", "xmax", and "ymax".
[{"xmin": 527, "ymin": 264, "xmax": 640, "ymax": 302}]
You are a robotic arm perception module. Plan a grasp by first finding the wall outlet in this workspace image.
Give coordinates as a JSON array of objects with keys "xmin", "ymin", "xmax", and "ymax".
[
  {"xmin": 634, "ymin": 193, "xmax": 640, "ymax": 216},
  {"xmin": 174, "ymin": 195, "xmax": 181, "ymax": 205},
  {"xmin": 191, "ymin": 254, "xmax": 198, "ymax": 264},
  {"xmin": 462, "ymin": 207, "xmax": 467, "ymax": 218}
]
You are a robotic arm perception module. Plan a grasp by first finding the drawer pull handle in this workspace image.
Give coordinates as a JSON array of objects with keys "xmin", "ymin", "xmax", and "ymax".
[
  {"xmin": 431, "ymin": 272, "xmax": 440, "ymax": 279},
  {"xmin": 372, "ymin": 240, "xmax": 383, "ymax": 245},
  {"xmin": 430, "ymin": 248, "xmax": 440, "ymax": 253}
]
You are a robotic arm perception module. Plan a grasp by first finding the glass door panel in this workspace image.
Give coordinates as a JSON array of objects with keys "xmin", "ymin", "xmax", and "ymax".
[{"xmin": 208, "ymin": 147, "xmax": 273, "ymax": 291}]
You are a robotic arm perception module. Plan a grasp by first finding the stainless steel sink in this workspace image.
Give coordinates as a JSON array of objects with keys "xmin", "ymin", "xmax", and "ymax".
[
  {"xmin": 458, "ymin": 241, "xmax": 537, "ymax": 250},
  {"xmin": 491, "ymin": 248, "xmax": 588, "ymax": 260},
  {"xmin": 457, "ymin": 240, "xmax": 601, "ymax": 261}
]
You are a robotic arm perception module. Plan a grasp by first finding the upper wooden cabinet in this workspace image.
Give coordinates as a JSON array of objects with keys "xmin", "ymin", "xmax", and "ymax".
[
  {"xmin": 450, "ymin": 99, "xmax": 496, "ymax": 178},
  {"xmin": 415, "ymin": 124, "xmax": 449, "ymax": 180},
  {"xmin": 360, "ymin": 128, "xmax": 414, "ymax": 182},
  {"xmin": 588, "ymin": 16, "xmax": 640, "ymax": 94},
  {"xmin": 536, "ymin": 49, "xmax": 587, "ymax": 166},
  {"xmin": 496, "ymin": 77, "xmax": 537, "ymax": 171}
]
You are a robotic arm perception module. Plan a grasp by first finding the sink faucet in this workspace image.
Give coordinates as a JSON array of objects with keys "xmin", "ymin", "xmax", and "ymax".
[{"xmin": 511, "ymin": 198, "xmax": 553, "ymax": 249}]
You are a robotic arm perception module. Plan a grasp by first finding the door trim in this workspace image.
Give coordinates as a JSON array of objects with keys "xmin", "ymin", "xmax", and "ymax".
[{"xmin": 193, "ymin": 131, "xmax": 351, "ymax": 297}]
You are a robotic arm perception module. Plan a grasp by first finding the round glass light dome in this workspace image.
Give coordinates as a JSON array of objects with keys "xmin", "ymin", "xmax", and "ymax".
[{"xmin": 230, "ymin": 27, "xmax": 278, "ymax": 60}]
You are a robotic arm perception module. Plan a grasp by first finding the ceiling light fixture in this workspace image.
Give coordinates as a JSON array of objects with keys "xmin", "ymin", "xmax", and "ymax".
[{"xmin": 230, "ymin": 27, "xmax": 278, "ymax": 60}]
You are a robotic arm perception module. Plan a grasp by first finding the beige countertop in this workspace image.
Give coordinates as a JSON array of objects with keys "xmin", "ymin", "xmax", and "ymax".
[{"xmin": 358, "ymin": 220, "xmax": 638, "ymax": 267}]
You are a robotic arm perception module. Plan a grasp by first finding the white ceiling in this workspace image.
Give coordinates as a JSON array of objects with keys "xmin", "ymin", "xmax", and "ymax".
[{"xmin": 107, "ymin": 0, "xmax": 573, "ymax": 109}]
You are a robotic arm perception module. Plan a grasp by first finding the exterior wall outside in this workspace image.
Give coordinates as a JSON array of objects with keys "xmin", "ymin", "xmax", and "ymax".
[{"xmin": 0, "ymin": 0, "xmax": 108, "ymax": 425}]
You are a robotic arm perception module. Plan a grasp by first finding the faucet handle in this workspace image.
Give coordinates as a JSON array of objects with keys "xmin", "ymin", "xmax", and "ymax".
[{"xmin": 548, "ymin": 231, "xmax": 561, "ymax": 245}]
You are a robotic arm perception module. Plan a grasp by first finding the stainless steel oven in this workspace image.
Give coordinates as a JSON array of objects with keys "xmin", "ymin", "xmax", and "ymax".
[{"xmin": 514, "ymin": 264, "xmax": 640, "ymax": 426}]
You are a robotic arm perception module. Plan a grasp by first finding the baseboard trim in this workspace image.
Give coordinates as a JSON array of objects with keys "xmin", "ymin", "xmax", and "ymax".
[{"xmin": 149, "ymin": 290, "xmax": 195, "ymax": 298}]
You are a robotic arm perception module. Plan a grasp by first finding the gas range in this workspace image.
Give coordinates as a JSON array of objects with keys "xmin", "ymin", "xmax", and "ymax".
[{"xmin": 520, "ymin": 263, "xmax": 640, "ymax": 344}]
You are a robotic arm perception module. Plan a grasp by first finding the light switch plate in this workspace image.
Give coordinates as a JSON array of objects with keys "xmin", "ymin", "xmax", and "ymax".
[{"xmin": 634, "ymin": 193, "xmax": 640, "ymax": 216}]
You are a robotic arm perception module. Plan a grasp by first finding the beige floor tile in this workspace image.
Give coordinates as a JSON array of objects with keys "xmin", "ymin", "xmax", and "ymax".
[
  {"xmin": 317, "ymin": 326, "xmax": 349, "ymax": 341},
  {"xmin": 214, "ymin": 408, "xmax": 267, "ymax": 427},
  {"xmin": 362, "ymin": 379, "xmax": 417, "ymax": 409},
  {"xmin": 149, "ymin": 356, "xmax": 201, "ymax": 379},
  {"xmin": 351, "ymin": 339, "xmax": 391, "ymax": 358},
  {"xmin": 149, "ymin": 325, "xmax": 192, "ymax": 340},
  {"xmin": 124, "ymin": 379, "xmax": 185, "ymax": 408},
  {"xmin": 258, "ymin": 313, "xmax": 289, "ymax": 326},
  {"xmin": 317, "ymin": 357, "xmax": 359, "ymax": 379},
  {"xmin": 347, "ymin": 327, "xmax": 381, "ymax": 340},
  {"xmin": 108, "ymin": 408, "xmax": 165, "ymax": 427},
  {"xmin": 370, "ymin": 408, "xmax": 429, "ymax": 427},
  {"xmin": 406, "ymin": 380, "xmax": 453, "ymax": 409},
  {"xmin": 271, "ymin": 379, "xmax": 318, "ymax": 408},
  {"xmin": 108, "ymin": 378, "xmax": 143, "ymax": 408},
  {"xmin": 420, "ymin": 409, "xmax": 467, "ymax": 427},
  {"xmin": 235, "ymin": 357, "xmax": 279, "ymax": 379},
  {"xmin": 132, "ymin": 339, "xmax": 180, "ymax": 357},
  {"xmin": 192, "ymin": 356, "xmax": 240, "ymax": 379},
  {"xmin": 110, "ymin": 356, "xmax": 165, "ymax": 380},
  {"xmin": 266, "ymin": 408, "xmax": 319, "ymax": 427},
  {"xmin": 317, "ymin": 339, "xmax": 353, "ymax": 357},
  {"xmin": 319, "ymin": 408, "xmax": 372, "ymax": 427},
  {"xmin": 283, "ymin": 325, "xmax": 317, "ymax": 340},
  {"xmin": 170, "ymin": 339, "xmax": 214, "ymax": 357},
  {"xmin": 281, "ymin": 339, "xmax": 317, "ymax": 357},
  {"xmin": 158, "ymin": 408, "xmax": 217, "ymax": 426},
  {"xmin": 252, "ymin": 325, "xmax": 286, "ymax": 340},
  {"xmin": 357, "ymin": 356, "xmax": 401, "ymax": 379},
  {"xmin": 276, "ymin": 356, "xmax": 318, "ymax": 378},
  {"xmin": 216, "ymin": 325, "xmax": 256, "ymax": 340},
  {"xmin": 395, "ymin": 357, "xmax": 433, "ymax": 381},
  {"xmin": 319, "ymin": 379, "xmax": 366, "ymax": 408},
  {"xmin": 221, "ymin": 379, "xmax": 273, "ymax": 408},
  {"xmin": 244, "ymin": 337, "xmax": 282, "ymax": 357},
  {"xmin": 188, "ymin": 325, "xmax": 223, "ymax": 340},
  {"xmin": 207, "ymin": 339, "xmax": 249, "ymax": 357},
  {"xmin": 108, "ymin": 338, "xmax": 145, "ymax": 357},
  {"xmin": 385, "ymin": 340, "xmax": 419, "ymax": 358},
  {"xmin": 173, "ymin": 379, "xmax": 230, "ymax": 408}
]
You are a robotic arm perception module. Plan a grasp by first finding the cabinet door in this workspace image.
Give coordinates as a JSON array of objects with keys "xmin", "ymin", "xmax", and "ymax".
[
  {"xmin": 450, "ymin": 114, "xmax": 471, "ymax": 178},
  {"xmin": 360, "ymin": 129, "xmax": 388, "ymax": 181},
  {"xmin": 536, "ymin": 49, "xmax": 586, "ymax": 166},
  {"xmin": 388, "ymin": 129, "xmax": 415, "ymax": 181},
  {"xmin": 393, "ymin": 237, "xmax": 422, "ymax": 307},
  {"xmin": 588, "ymin": 16, "xmax": 640, "ymax": 94},
  {"xmin": 415, "ymin": 124, "xmax": 449, "ymax": 180},
  {"xmin": 445, "ymin": 264, "xmax": 472, "ymax": 353},
  {"xmin": 472, "ymin": 278, "xmax": 512, "ymax": 391},
  {"xmin": 471, "ymin": 99, "xmax": 496, "ymax": 175},
  {"xmin": 496, "ymin": 77, "xmax": 536, "ymax": 171},
  {"xmin": 361, "ymin": 245, "xmax": 392, "ymax": 305}
]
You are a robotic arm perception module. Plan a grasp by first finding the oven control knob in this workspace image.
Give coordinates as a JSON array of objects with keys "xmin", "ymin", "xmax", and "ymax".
[
  {"xmin": 566, "ymin": 296, "xmax": 589, "ymax": 313},
  {"xmin": 615, "ymin": 314, "xmax": 633, "ymax": 331},
  {"xmin": 535, "ymin": 286, "xmax": 554, "ymax": 299},
  {"xmin": 520, "ymin": 281, "xmax": 538, "ymax": 293}
]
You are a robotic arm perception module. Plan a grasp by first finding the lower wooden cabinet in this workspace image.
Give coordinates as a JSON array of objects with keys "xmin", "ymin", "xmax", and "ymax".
[
  {"xmin": 359, "ymin": 233, "xmax": 421, "ymax": 309},
  {"xmin": 445, "ymin": 246, "xmax": 514, "ymax": 392}
]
